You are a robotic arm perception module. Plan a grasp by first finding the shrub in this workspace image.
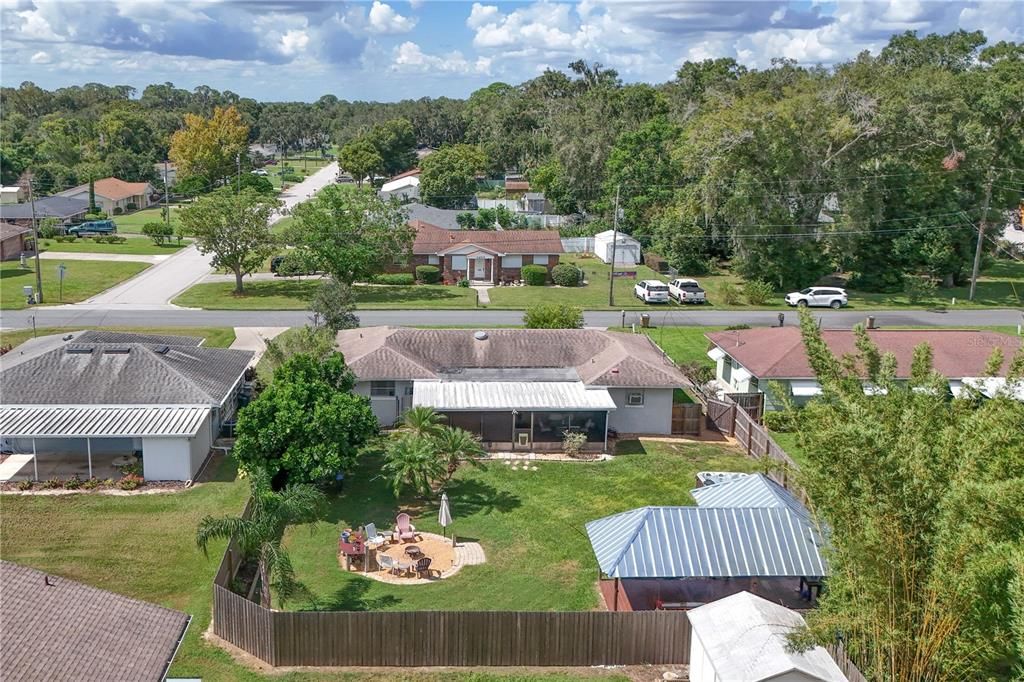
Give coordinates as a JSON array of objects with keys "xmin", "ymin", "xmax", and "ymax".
[
  {"xmin": 84, "ymin": 211, "xmax": 106, "ymax": 221},
  {"xmin": 678, "ymin": 361, "xmax": 715, "ymax": 387},
  {"xmin": 126, "ymin": 202, "xmax": 137, "ymax": 211},
  {"xmin": 41, "ymin": 478, "xmax": 62, "ymax": 489},
  {"xmin": 743, "ymin": 280, "xmax": 774, "ymax": 306},
  {"xmin": 112, "ymin": 207, "xmax": 124, "ymax": 215},
  {"xmin": 281, "ymin": 172, "xmax": 303, "ymax": 183},
  {"xmin": 142, "ymin": 222, "xmax": 174, "ymax": 245},
  {"xmin": 101, "ymin": 478, "xmax": 115, "ymax": 487},
  {"xmin": 724, "ymin": 324, "xmax": 751, "ymax": 331},
  {"xmin": 415, "ymin": 265, "xmax": 440, "ymax": 284},
  {"xmin": 373, "ymin": 273, "xmax": 415, "ymax": 285},
  {"xmin": 119, "ymin": 462, "xmax": 142, "ymax": 477},
  {"xmin": 82, "ymin": 477, "xmax": 101, "ymax": 490},
  {"xmin": 118, "ymin": 473, "xmax": 144, "ymax": 490},
  {"xmin": 39, "ymin": 218, "xmax": 61, "ymax": 239},
  {"xmin": 107, "ymin": 235, "xmax": 127, "ymax": 244},
  {"xmin": 550, "ymin": 263, "xmax": 581, "ymax": 287},
  {"xmin": 904, "ymin": 274, "xmax": 937, "ymax": 304},
  {"xmin": 522, "ymin": 264, "xmax": 548, "ymax": 286},
  {"xmin": 457, "ymin": 278, "xmax": 470, "ymax": 287},
  {"xmin": 524, "ymin": 303, "xmax": 584, "ymax": 329},
  {"xmin": 717, "ymin": 282, "xmax": 741, "ymax": 305},
  {"xmin": 16, "ymin": 480, "xmax": 32, "ymax": 491},
  {"xmin": 275, "ymin": 252, "xmax": 311, "ymax": 276},
  {"xmin": 562, "ymin": 430, "xmax": 588, "ymax": 458},
  {"xmin": 63, "ymin": 475, "xmax": 83, "ymax": 490},
  {"xmin": 643, "ymin": 252, "xmax": 668, "ymax": 273}
]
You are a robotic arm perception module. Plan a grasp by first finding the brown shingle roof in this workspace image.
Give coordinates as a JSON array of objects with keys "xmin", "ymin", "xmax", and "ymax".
[
  {"xmin": 705, "ymin": 327, "xmax": 1019, "ymax": 379},
  {"xmin": 61, "ymin": 177, "xmax": 152, "ymax": 202},
  {"xmin": 0, "ymin": 561, "xmax": 189, "ymax": 681},
  {"xmin": 0, "ymin": 221, "xmax": 31, "ymax": 240},
  {"xmin": 336, "ymin": 327, "xmax": 686, "ymax": 387},
  {"xmin": 411, "ymin": 220, "xmax": 563, "ymax": 255}
]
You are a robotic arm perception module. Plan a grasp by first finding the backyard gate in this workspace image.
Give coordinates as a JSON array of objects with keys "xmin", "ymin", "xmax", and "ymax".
[
  {"xmin": 726, "ymin": 392, "xmax": 765, "ymax": 423},
  {"xmin": 671, "ymin": 404, "xmax": 703, "ymax": 436}
]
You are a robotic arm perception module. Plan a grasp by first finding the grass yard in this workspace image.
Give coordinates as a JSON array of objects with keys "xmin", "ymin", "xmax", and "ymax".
[
  {"xmin": 0, "ymin": 260, "xmax": 149, "ymax": 310},
  {"xmin": 113, "ymin": 205, "xmax": 184, "ymax": 234},
  {"xmin": 269, "ymin": 156, "xmax": 333, "ymax": 189},
  {"xmin": 37, "ymin": 235, "xmax": 189, "ymax": 256},
  {"xmin": 0, "ymin": 326, "xmax": 236, "ymax": 350},
  {"xmin": 172, "ymin": 280, "xmax": 479, "ymax": 310},
  {"xmin": 282, "ymin": 439, "xmax": 758, "ymax": 613}
]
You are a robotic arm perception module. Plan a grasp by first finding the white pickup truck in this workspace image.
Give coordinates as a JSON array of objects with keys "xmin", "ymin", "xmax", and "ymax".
[{"xmin": 668, "ymin": 278, "xmax": 707, "ymax": 304}]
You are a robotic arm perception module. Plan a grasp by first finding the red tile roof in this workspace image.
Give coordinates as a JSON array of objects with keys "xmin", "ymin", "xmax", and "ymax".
[
  {"xmin": 411, "ymin": 220, "xmax": 563, "ymax": 255},
  {"xmin": 84, "ymin": 177, "xmax": 153, "ymax": 201},
  {"xmin": 504, "ymin": 181, "xmax": 530, "ymax": 192},
  {"xmin": 705, "ymin": 327, "xmax": 1019, "ymax": 379},
  {"xmin": 389, "ymin": 168, "xmax": 421, "ymax": 181}
]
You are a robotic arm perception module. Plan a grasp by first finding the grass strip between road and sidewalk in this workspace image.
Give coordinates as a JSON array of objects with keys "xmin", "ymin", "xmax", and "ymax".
[{"xmin": 1, "ymin": 260, "xmax": 150, "ymax": 310}]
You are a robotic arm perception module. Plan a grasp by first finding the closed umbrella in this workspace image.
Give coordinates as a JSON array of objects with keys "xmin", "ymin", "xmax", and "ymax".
[{"xmin": 438, "ymin": 492, "xmax": 453, "ymax": 538}]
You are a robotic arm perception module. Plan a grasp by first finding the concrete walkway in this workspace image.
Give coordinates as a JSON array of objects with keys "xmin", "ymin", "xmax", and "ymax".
[
  {"xmin": 471, "ymin": 285, "xmax": 491, "ymax": 304},
  {"xmin": 39, "ymin": 252, "xmax": 167, "ymax": 264},
  {"xmin": 229, "ymin": 326, "xmax": 289, "ymax": 365}
]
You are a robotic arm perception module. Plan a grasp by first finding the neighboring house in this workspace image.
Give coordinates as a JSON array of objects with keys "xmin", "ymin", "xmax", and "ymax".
[
  {"xmin": 0, "ymin": 222, "xmax": 31, "ymax": 260},
  {"xmin": 1, "ymin": 560, "xmax": 190, "ymax": 682},
  {"xmin": 0, "ymin": 195, "xmax": 89, "ymax": 228},
  {"xmin": 0, "ymin": 331, "xmax": 253, "ymax": 482},
  {"xmin": 688, "ymin": 591, "xmax": 847, "ymax": 682},
  {"xmin": 401, "ymin": 219, "xmax": 563, "ymax": 284},
  {"xmin": 405, "ymin": 203, "xmax": 473, "ymax": 230},
  {"xmin": 379, "ymin": 169, "xmax": 421, "ymax": 201},
  {"xmin": 335, "ymin": 327, "xmax": 688, "ymax": 446},
  {"xmin": 477, "ymin": 193, "xmax": 553, "ymax": 215},
  {"xmin": 523, "ymin": 192, "xmax": 552, "ymax": 214},
  {"xmin": 705, "ymin": 327, "xmax": 1020, "ymax": 408},
  {"xmin": 504, "ymin": 174, "xmax": 530, "ymax": 193},
  {"xmin": 0, "ymin": 185, "xmax": 24, "ymax": 204},
  {"xmin": 58, "ymin": 177, "xmax": 155, "ymax": 214},
  {"xmin": 593, "ymin": 229, "xmax": 641, "ymax": 265}
]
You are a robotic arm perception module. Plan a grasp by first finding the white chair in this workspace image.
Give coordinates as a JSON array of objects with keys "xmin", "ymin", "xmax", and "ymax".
[
  {"xmin": 364, "ymin": 523, "xmax": 386, "ymax": 546},
  {"xmin": 377, "ymin": 553, "xmax": 398, "ymax": 575}
]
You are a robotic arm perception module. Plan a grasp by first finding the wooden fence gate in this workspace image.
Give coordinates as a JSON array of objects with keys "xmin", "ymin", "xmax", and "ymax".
[
  {"xmin": 726, "ymin": 392, "xmax": 765, "ymax": 423},
  {"xmin": 671, "ymin": 404, "xmax": 703, "ymax": 436}
]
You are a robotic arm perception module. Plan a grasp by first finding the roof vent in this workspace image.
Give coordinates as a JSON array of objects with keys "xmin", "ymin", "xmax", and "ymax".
[
  {"xmin": 474, "ymin": 331, "xmax": 489, "ymax": 341},
  {"xmin": 65, "ymin": 347, "xmax": 94, "ymax": 354},
  {"xmin": 102, "ymin": 347, "xmax": 131, "ymax": 354},
  {"xmin": 155, "ymin": 345, "xmax": 170, "ymax": 354}
]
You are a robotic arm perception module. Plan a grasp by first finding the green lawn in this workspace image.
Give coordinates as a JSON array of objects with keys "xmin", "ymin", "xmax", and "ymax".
[
  {"xmin": 282, "ymin": 439, "xmax": 757, "ymax": 613},
  {"xmin": 0, "ymin": 326, "xmax": 236, "ymax": 350},
  {"xmin": 767, "ymin": 431, "xmax": 809, "ymax": 469},
  {"xmin": 173, "ymin": 281, "xmax": 479, "ymax": 310},
  {"xmin": 269, "ymin": 156, "xmax": 333, "ymax": 189},
  {"xmin": 1, "ymin": 260, "xmax": 149, "ymax": 309},
  {"xmin": 487, "ymin": 255, "xmax": 662, "ymax": 310},
  {"xmin": 37, "ymin": 235, "xmax": 189, "ymax": 256},
  {"xmin": 113, "ymin": 205, "xmax": 184, "ymax": 234}
]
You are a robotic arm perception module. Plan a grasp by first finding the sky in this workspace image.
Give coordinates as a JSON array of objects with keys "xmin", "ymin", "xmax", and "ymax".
[{"xmin": 2, "ymin": 0, "xmax": 1023, "ymax": 102}]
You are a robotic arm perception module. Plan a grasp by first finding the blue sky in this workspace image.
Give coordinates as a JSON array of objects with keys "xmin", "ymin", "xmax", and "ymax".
[{"xmin": 2, "ymin": 1, "xmax": 1022, "ymax": 102}]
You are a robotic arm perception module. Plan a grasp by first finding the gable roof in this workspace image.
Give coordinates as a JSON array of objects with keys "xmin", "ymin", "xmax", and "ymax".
[
  {"xmin": 706, "ymin": 327, "xmax": 1017, "ymax": 379},
  {"xmin": 585, "ymin": 506, "xmax": 828, "ymax": 579},
  {"xmin": 0, "ymin": 221, "xmax": 31, "ymax": 240},
  {"xmin": 75, "ymin": 330, "xmax": 204, "ymax": 347},
  {"xmin": 691, "ymin": 473, "xmax": 812, "ymax": 522},
  {"xmin": 335, "ymin": 327, "xmax": 686, "ymax": 387},
  {"xmin": 411, "ymin": 220, "xmax": 563, "ymax": 255},
  {"xmin": 1, "ymin": 340, "xmax": 253, "ymax": 406},
  {"xmin": 404, "ymin": 203, "xmax": 471, "ymax": 230},
  {"xmin": 0, "ymin": 561, "xmax": 189, "ymax": 682},
  {"xmin": 687, "ymin": 591, "xmax": 847, "ymax": 682},
  {"xmin": 60, "ymin": 177, "xmax": 152, "ymax": 202},
  {"xmin": 0, "ymin": 196, "xmax": 89, "ymax": 220}
]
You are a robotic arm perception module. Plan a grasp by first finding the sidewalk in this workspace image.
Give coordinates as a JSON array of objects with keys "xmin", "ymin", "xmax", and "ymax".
[
  {"xmin": 38, "ymin": 252, "xmax": 167, "ymax": 264},
  {"xmin": 229, "ymin": 326, "xmax": 289, "ymax": 365}
]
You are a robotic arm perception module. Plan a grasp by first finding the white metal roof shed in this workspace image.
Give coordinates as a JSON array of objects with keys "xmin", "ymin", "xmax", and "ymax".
[
  {"xmin": 0, "ymin": 405, "xmax": 210, "ymax": 438},
  {"xmin": 687, "ymin": 591, "xmax": 847, "ymax": 682},
  {"xmin": 412, "ymin": 381, "xmax": 617, "ymax": 411}
]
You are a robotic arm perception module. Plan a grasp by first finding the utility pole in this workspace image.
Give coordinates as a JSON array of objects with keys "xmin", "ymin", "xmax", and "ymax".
[
  {"xmin": 968, "ymin": 169, "xmax": 995, "ymax": 301},
  {"xmin": 608, "ymin": 184, "xmax": 620, "ymax": 307},
  {"xmin": 28, "ymin": 179, "xmax": 43, "ymax": 303},
  {"xmin": 163, "ymin": 160, "xmax": 171, "ymax": 228},
  {"xmin": 236, "ymin": 153, "xmax": 241, "ymax": 195}
]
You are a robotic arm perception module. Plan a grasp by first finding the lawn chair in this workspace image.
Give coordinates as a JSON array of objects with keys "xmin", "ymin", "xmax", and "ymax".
[
  {"xmin": 415, "ymin": 556, "xmax": 433, "ymax": 579},
  {"xmin": 395, "ymin": 513, "xmax": 418, "ymax": 542},
  {"xmin": 364, "ymin": 523, "xmax": 386, "ymax": 546},
  {"xmin": 377, "ymin": 554, "xmax": 399, "ymax": 575}
]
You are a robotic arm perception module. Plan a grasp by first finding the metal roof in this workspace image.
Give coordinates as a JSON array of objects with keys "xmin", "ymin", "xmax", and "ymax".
[
  {"xmin": 585, "ymin": 506, "xmax": 828, "ymax": 579},
  {"xmin": 0, "ymin": 405, "xmax": 210, "ymax": 438},
  {"xmin": 691, "ymin": 474, "xmax": 811, "ymax": 522},
  {"xmin": 413, "ymin": 381, "xmax": 617, "ymax": 411}
]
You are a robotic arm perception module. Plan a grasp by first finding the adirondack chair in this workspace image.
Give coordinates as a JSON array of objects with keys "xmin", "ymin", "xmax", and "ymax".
[
  {"xmin": 377, "ymin": 554, "xmax": 399, "ymax": 575},
  {"xmin": 395, "ymin": 513, "xmax": 417, "ymax": 542},
  {"xmin": 415, "ymin": 556, "xmax": 433, "ymax": 579},
  {"xmin": 364, "ymin": 523, "xmax": 386, "ymax": 546}
]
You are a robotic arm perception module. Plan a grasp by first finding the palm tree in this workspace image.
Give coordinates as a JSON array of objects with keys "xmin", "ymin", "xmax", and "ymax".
[
  {"xmin": 196, "ymin": 470, "xmax": 325, "ymax": 608},
  {"xmin": 434, "ymin": 426, "xmax": 487, "ymax": 482},
  {"xmin": 381, "ymin": 433, "xmax": 445, "ymax": 498},
  {"xmin": 399, "ymin": 405, "xmax": 445, "ymax": 439}
]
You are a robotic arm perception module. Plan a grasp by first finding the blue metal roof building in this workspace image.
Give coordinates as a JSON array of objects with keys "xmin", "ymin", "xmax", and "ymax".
[{"xmin": 691, "ymin": 473, "xmax": 811, "ymax": 522}]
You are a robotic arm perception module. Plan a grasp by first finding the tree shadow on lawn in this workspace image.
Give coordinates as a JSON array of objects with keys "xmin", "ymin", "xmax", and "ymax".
[
  {"xmin": 354, "ymin": 285, "xmax": 473, "ymax": 305},
  {"xmin": 235, "ymin": 280, "xmax": 317, "ymax": 299},
  {"xmin": 306, "ymin": 575, "xmax": 403, "ymax": 612},
  {"xmin": 0, "ymin": 267, "xmax": 34, "ymax": 281}
]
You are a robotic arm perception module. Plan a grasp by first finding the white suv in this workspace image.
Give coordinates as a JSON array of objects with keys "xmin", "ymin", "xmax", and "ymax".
[
  {"xmin": 785, "ymin": 287, "xmax": 848, "ymax": 309},
  {"xmin": 634, "ymin": 280, "xmax": 670, "ymax": 303}
]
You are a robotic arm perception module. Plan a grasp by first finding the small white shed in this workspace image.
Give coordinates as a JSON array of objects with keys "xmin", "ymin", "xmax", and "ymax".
[
  {"xmin": 593, "ymin": 230, "xmax": 640, "ymax": 265},
  {"xmin": 687, "ymin": 591, "xmax": 847, "ymax": 682}
]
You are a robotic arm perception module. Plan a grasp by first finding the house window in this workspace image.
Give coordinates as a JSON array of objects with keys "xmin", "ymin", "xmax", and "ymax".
[
  {"xmin": 722, "ymin": 359, "xmax": 732, "ymax": 384},
  {"xmin": 503, "ymin": 255, "xmax": 523, "ymax": 269},
  {"xmin": 428, "ymin": 255, "xmax": 439, "ymax": 265},
  {"xmin": 626, "ymin": 391, "xmax": 644, "ymax": 406},
  {"xmin": 451, "ymin": 255, "xmax": 468, "ymax": 270},
  {"xmin": 370, "ymin": 381, "xmax": 396, "ymax": 397},
  {"xmin": 403, "ymin": 385, "xmax": 414, "ymax": 396},
  {"xmin": 533, "ymin": 254, "xmax": 549, "ymax": 265}
]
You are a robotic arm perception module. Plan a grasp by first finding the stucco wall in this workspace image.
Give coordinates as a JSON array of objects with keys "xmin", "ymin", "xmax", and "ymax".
[
  {"xmin": 607, "ymin": 387, "xmax": 673, "ymax": 435},
  {"xmin": 354, "ymin": 380, "xmax": 412, "ymax": 427},
  {"xmin": 141, "ymin": 437, "xmax": 193, "ymax": 481},
  {"xmin": 188, "ymin": 412, "xmax": 213, "ymax": 477}
]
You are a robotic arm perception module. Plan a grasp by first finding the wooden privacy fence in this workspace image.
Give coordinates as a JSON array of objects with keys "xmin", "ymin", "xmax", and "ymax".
[
  {"xmin": 671, "ymin": 403, "xmax": 703, "ymax": 436},
  {"xmin": 213, "ymin": 584, "xmax": 691, "ymax": 667}
]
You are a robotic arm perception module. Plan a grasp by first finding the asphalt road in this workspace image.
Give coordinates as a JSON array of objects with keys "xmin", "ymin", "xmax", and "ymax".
[{"xmin": 2, "ymin": 306, "xmax": 1021, "ymax": 331}]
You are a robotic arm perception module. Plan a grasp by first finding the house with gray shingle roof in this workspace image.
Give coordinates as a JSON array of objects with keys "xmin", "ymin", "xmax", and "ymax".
[
  {"xmin": 335, "ymin": 327, "xmax": 687, "ymax": 449},
  {"xmin": 0, "ymin": 333, "xmax": 253, "ymax": 482}
]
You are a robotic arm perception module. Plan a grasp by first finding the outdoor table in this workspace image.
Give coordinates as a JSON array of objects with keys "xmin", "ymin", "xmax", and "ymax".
[
  {"xmin": 339, "ymin": 539, "xmax": 368, "ymax": 572},
  {"xmin": 404, "ymin": 545, "xmax": 422, "ymax": 560}
]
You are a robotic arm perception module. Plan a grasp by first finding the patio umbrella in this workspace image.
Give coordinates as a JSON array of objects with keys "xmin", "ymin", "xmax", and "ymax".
[{"xmin": 438, "ymin": 492, "xmax": 453, "ymax": 538}]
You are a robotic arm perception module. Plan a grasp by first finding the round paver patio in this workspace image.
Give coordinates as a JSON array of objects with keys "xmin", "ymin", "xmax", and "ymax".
[{"xmin": 338, "ymin": 532, "xmax": 486, "ymax": 585}]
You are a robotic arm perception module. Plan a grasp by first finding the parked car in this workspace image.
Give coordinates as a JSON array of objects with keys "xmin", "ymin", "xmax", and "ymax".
[
  {"xmin": 634, "ymin": 280, "xmax": 670, "ymax": 303},
  {"xmin": 67, "ymin": 220, "xmax": 117, "ymax": 236},
  {"xmin": 785, "ymin": 286, "xmax": 848, "ymax": 308},
  {"xmin": 336, "ymin": 173, "xmax": 355, "ymax": 184},
  {"xmin": 668, "ymin": 278, "xmax": 706, "ymax": 304},
  {"xmin": 251, "ymin": 169, "xmax": 269, "ymax": 176}
]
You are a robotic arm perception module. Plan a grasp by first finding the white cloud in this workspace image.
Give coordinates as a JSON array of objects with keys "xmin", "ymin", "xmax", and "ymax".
[
  {"xmin": 279, "ymin": 29, "xmax": 310, "ymax": 56},
  {"xmin": 391, "ymin": 41, "xmax": 491, "ymax": 75},
  {"xmin": 367, "ymin": 1, "xmax": 416, "ymax": 34},
  {"xmin": 29, "ymin": 50, "xmax": 51, "ymax": 64},
  {"xmin": 467, "ymin": 3, "xmax": 499, "ymax": 30}
]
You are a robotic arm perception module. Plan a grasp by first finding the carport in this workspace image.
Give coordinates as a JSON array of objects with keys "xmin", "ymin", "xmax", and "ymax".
[{"xmin": 0, "ymin": 405, "xmax": 212, "ymax": 482}]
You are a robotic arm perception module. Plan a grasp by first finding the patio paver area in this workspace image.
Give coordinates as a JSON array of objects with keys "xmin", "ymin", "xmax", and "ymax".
[{"xmin": 342, "ymin": 532, "xmax": 486, "ymax": 586}]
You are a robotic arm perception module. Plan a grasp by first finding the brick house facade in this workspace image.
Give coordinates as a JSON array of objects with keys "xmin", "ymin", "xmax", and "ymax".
[{"xmin": 399, "ymin": 220, "xmax": 564, "ymax": 284}]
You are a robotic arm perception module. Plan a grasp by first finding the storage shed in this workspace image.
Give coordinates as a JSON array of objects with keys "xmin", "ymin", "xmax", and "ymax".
[
  {"xmin": 687, "ymin": 591, "xmax": 847, "ymax": 682},
  {"xmin": 593, "ymin": 230, "xmax": 640, "ymax": 265}
]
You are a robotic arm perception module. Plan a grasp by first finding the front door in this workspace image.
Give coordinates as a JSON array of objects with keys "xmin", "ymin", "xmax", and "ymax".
[{"xmin": 473, "ymin": 258, "xmax": 486, "ymax": 280}]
